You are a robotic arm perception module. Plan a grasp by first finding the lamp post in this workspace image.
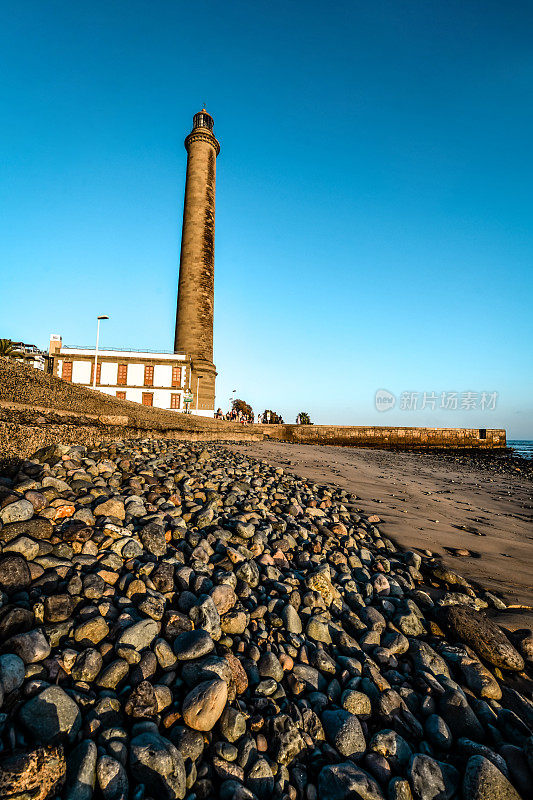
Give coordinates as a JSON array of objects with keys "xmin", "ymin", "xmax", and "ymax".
[
  {"xmin": 196, "ymin": 375, "xmax": 201, "ymax": 411},
  {"xmin": 229, "ymin": 388, "xmax": 236, "ymax": 414},
  {"xmin": 93, "ymin": 315, "xmax": 109, "ymax": 389}
]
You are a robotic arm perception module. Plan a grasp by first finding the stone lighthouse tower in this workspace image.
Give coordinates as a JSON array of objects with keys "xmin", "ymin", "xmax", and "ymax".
[{"xmin": 174, "ymin": 108, "xmax": 220, "ymax": 414}]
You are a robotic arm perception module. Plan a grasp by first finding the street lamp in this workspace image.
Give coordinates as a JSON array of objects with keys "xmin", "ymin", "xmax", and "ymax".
[
  {"xmin": 93, "ymin": 315, "xmax": 109, "ymax": 389},
  {"xmin": 229, "ymin": 388, "xmax": 236, "ymax": 413}
]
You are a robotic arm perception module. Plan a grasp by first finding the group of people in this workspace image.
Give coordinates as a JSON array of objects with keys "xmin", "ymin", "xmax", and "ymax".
[
  {"xmin": 213, "ymin": 408, "xmax": 285, "ymax": 425},
  {"xmin": 214, "ymin": 408, "xmax": 254, "ymax": 424}
]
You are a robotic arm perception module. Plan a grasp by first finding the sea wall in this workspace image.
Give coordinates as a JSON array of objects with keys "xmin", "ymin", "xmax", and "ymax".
[{"xmin": 257, "ymin": 424, "xmax": 506, "ymax": 449}]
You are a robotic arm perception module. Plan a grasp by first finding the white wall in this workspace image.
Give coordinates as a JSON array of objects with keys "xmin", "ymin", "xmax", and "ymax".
[
  {"xmin": 72, "ymin": 360, "xmax": 91, "ymax": 384},
  {"xmin": 100, "ymin": 362, "xmax": 118, "ymax": 386},
  {"xmin": 127, "ymin": 363, "xmax": 145, "ymax": 386},
  {"xmin": 154, "ymin": 364, "xmax": 172, "ymax": 387}
]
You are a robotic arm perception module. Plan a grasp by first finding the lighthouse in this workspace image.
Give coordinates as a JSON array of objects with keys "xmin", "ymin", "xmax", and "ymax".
[{"xmin": 174, "ymin": 109, "xmax": 220, "ymax": 413}]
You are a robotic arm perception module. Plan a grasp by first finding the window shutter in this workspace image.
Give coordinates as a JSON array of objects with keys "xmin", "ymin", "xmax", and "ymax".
[
  {"xmin": 142, "ymin": 392, "xmax": 153, "ymax": 407},
  {"xmin": 116, "ymin": 391, "xmax": 126, "ymax": 400},
  {"xmin": 170, "ymin": 393, "xmax": 180, "ymax": 409},
  {"xmin": 144, "ymin": 365, "xmax": 154, "ymax": 386},
  {"xmin": 62, "ymin": 362, "xmax": 73, "ymax": 382},
  {"xmin": 117, "ymin": 364, "xmax": 128, "ymax": 385},
  {"xmin": 172, "ymin": 365, "xmax": 182, "ymax": 387}
]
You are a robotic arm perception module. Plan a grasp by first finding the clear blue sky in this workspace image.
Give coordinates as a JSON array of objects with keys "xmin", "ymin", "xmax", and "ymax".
[{"xmin": 1, "ymin": 1, "xmax": 532, "ymax": 437}]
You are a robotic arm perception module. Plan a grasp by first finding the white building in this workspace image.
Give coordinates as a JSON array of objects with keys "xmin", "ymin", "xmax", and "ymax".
[{"xmin": 49, "ymin": 335, "xmax": 214, "ymax": 417}]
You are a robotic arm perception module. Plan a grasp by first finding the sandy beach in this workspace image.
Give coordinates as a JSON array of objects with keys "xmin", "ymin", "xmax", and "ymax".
[{"xmin": 232, "ymin": 441, "xmax": 533, "ymax": 618}]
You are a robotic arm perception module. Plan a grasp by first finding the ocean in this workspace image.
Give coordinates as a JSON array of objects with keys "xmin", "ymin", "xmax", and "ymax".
[{"xmin": 508, "ymin": 440, "xmax": 533, "ymax": 459}]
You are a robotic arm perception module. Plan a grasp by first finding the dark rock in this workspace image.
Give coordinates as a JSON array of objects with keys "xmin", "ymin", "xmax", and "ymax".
[
  {"xmin": 0, "ymin": 745, "xmax": 66, "ymax": 800},
  {"xmin": 139, "ymin": 522, "xmax": 167, "ymax": 556},
  {"xmin": 318, "ymin": 762, "xmax": 385, "ymax": 800},
  {"xmin": 408, "ymin": 753, "xmax": 459, "ymax": 800},
  {"xmin": 0, "ymin": 553, "xmax": 31, "ymax": 593},
  {"xmin": 125, "ymin": 681, "xmax": 158, "ymax": 718},
  {"xmin": 44, "ymin": 594, "xmax": 74, "ymax": 623},
  {"xmin": 173, "ymin": 628, "xmax": 214, "ymax": 660},
  {"xmin": 322, "ymin": 709, "xmax": 366, "ymax": 759},
  {"xmin": 130, "ymin": 730, "xmax": 186, "ymax": 800},
  {"xmin": 462, "ymin": 755, "xmax": 523, "ymax": 800},
  {"xmin": 19, "ymin": 685, "xmax": 81, "ymax": 744},
  {"xmin": 439, "ymin": 606, "xmax": 525, "ymax": 672}
]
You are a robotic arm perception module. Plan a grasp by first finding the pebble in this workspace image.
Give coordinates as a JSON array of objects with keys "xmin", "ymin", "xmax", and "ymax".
[
  {"xmin": 19, "ymin": 685, "xmax": 81, "ymax": 743},
  {"xmin": 0, "ymin": 439, "xmax": 529, "ymax": 800},
  {"xmin": 462, "ymin": 755, "xmax": 523, "ymax": 800}
]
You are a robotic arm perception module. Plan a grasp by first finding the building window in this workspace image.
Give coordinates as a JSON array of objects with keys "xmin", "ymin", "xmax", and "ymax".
[
  {"xmin": 144, "ymin": 365, "xmax": 154, "ymax": 386},
  {"xmin": 142, "ymin": 392, "xmax": 153, "ymax": 407},
  {"xmin": 117, "ymin": 364, "xmax": 128, "ymax": 386},
  {"xmin": 170, "ymin": 393, "xmax": 180, "ymax": 409},
  {"xmin": 479, "ymin": 428, "xmax": 487, "ymax": 440},
  {"xmin": 116, "ymin": 391, "xmax": 126, "ymax": 400},
  {"xmin": 172, "ymin": 365, "xmax": 182, "ymax": 387},
  {"xmin": 90, "ymin": 362, "xmax": 102, "ymax": 385},
  {"xmin": 62, "ymin": 361, "xmax": 73, "ymax": 382}
]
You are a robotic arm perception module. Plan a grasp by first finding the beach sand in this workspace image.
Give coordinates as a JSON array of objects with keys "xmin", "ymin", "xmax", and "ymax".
[{"xmin": 232, "ymin": 441, "xmax": 533, "ymax": 626}]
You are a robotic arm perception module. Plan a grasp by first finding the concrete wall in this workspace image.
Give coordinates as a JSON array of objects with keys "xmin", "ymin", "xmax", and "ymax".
[{"xmin": 257, "ymin": 424, "xmax": 506, "ymax": 449}]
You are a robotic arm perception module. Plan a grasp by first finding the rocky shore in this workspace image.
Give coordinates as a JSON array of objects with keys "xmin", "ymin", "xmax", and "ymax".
[{"xmin": 0, "ymin": 439, "xmax": 531, "ymax": 800}]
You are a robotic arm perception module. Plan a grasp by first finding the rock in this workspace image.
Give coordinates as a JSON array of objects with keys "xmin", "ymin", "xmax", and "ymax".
[
  {"xmin": 189, "ymin": 595, "xmax": 221, "ymax": 638},
  {"xmin": 97, "ymin": 659, "xmax": 129, "ymax": 689},
  {"xmin": 64, "ymin": 740, "xmax": 97, "ymax": 800},
  {"xmin": 282, "ymin": 602, "xmax": 302, "ymax": 633},
  {"xmin": 0, "ymin": 498, "xmax": 34, "ymax": 524},
  {"xmin": 257, "ymin": 651, "xmax": 284, "ymax": 682},
  {"xmin": 270, "ymin": 715, "xmax": 306, "ymax": 765},
  {"xmin": 439, "ymin": 606, "xmax": 525, "ymax": 671},
  {"xmin": 247, "ymin": 758, "xmax": 274, "ymax": 799},
  {"xmin": 0, "ymin": 517, "xmax": 53, "ymax": 541},
  {"xmin": 5, "ymin": 628, "xmax": 51, "ymax": 663},
  {"xmin": 0, "ymin": 745, "xmax": 66, "ymax": 800},
  {"xmin": 438, "ymin": 689, "xmax": 485, "ymax": 742},
  {"xmin": 219, "ymin": 706, "xmax": 246, "ymax": 742},
  {"xmin": 0, "ymin": 653, "xmax": 25, "ymax": 693},
  {"xmin": 125, "ymin": 681, "xmax": 158, "ymax": 718},
  {"xmin": 220, "ymin": 610, "xmax": 247, "ymax": 634},
  {"xmin": 173, "ymin": 628, "xmax": 214, "ymax": 660},
  {"xmin": 462, "ymin": 755, "xmax": 523, "ymax": 800},
  {"xmin": 44, "ymin": 594, "xmax": 75, "ymax": 623},
  {"xmin": 139, "ymin": 522, "xmax": 167, "ymax": 556},
  {"xmin": 369, "ymin": 730, "xmax": 412, "ymax": 771},
  {"xmin": 19, "ymin": 685, "xmax": 81, "ymax": 743},
  {"xmin": 322, "ymin": 709, "xmax": 366, "ymax": 759},
  {"xmin": 341, "ymin": 689, "xmax": 372, "ymax": 717},
  {"xmin": 305, "ymin": 565, "xmax": 340, "ymax": 606},
  {"xmin": 4, "ymin": 534, "xmax": 40, "ymax": 560},
  {"xmin": 210, "ymin": 584, "xmax": 237, "ymax": 614},
  {"xmin": 408, "ymin": 754, "xmax": 459, "ymax": 800},
  {"xmin": 424, "ymin": 715, "xmax": 453, "ymax": 751},
  {"xmin": 71, "ymin": 648, "xmax": 104, "ymax": 682},
  {"xmin": 130, "ymin": 730, "xmax": 186, "ymax": 800},
  {"xmin": 0, "ymin": 553, "xmax": 31, "ymax": 593},
  {"xmin": 182, "ymin": 678, "xmax": 228, "ymax": 731},
  {"xmin": 116, "ymin": 619, "xmax": 159, "ymax": 657},
  {"xmin": 318, "ymin": 762, "xmax": 385, "ymax": 800},
  {"xmin": 94, "ymin": 498, "xmax": 125, "ymax": 520},
  {"xmin": 74, "ymin": 615, "xmax": 109, "ymax": 645},
  {"xmin": 97, "ymin": 755, "xmax": 128, "ymax": 800},
  {"xmin": 408, "ymin": 640, "xmax": 450, "ymax": 679}
]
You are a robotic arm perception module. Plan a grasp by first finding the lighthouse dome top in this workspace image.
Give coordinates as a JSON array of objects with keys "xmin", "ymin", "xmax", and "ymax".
[{"xmin": 193, "ymin": 109, "xmax": 214, "ymax": 132}]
